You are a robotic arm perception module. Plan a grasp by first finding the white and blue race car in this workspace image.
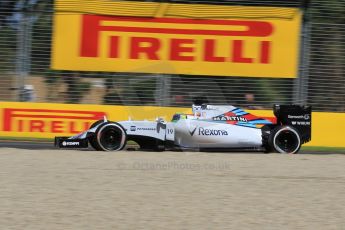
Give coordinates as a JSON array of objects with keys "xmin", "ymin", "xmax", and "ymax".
[{"xmin": 55, "ymin": 104, "xmax": 311, "ymax": 154}]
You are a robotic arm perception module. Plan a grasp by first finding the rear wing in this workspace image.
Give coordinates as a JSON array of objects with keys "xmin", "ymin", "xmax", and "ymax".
[{"xmin": 273, "ymin": 104, "xmax": 312, "ymax": 144}]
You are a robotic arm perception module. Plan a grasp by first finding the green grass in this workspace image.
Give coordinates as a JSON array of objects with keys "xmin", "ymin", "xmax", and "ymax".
[
  {"xmin": 0, "ymin": 136, "xmax": 53, "ymax": 142},
  {"xmin": 301, "ymin": 146, "xmax": 345, "ymax": 153}
]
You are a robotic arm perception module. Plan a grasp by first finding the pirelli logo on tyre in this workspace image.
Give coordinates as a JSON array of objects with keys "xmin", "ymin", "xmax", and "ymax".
[
  {"xmin": 52, "ymin": 0, "xmax": 301, "ymax": 78},
  {"xmin": 2, "ymin": 108, "xmax": 105, "ymax": 134}
]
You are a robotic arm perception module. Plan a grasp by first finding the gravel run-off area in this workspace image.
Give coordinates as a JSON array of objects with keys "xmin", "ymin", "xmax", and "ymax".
[{"xmin": 0, "ymin": 148, "xmax": 344, "ymax": 230}]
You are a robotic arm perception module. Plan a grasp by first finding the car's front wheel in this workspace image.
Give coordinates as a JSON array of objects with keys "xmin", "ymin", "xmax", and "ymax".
[
  {"xmin": 88, "ymin": 120, "xmax": 104, "ymax": 150},
  {"xmin": 90, "ymin": 122, "xmax": 127, "ymax": 151}
]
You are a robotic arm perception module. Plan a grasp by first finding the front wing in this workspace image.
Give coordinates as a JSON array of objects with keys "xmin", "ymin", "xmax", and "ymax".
[{"xmin": 55, "ymin": 137, "xmax": 89, "ymax": 149}]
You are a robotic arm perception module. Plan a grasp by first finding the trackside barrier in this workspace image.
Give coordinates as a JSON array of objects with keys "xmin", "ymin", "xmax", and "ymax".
[{"xmin": 0, "ymin": 102, "xmax": 344, "ymax": 147}]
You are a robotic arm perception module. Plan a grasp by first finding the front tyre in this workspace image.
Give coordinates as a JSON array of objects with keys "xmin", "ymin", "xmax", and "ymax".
[
  {"xmin": 93, "ymin": 123, "xmax": 127, "ymax": 151},
  {"xmin": 269, "ymin": 126, "xmax": 301, "ymax": 154},
  {"xmin": 88, "ymin": 120, "xmax": 105, "ymax": 151}
]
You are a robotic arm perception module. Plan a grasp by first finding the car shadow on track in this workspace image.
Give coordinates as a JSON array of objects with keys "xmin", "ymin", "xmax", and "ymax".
[{"xmin": 0, "ymin": 141, "xmax": 344, "ymax": 155}]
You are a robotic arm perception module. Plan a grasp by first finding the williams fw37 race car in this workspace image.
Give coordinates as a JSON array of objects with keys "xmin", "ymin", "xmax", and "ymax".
[{"xmin": 55, "ymin": 104, "xmax": 311, "ymax": 154}]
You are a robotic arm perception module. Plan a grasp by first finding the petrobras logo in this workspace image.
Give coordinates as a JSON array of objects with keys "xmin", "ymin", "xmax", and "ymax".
[
  {"xmin": 189, "ymin": 126, "xmax": 228, "ymax": 136},
  {"xmin": 137, "ymin": 127, "xmax": 156, "ymax": 131},
  {"xmin": 129, "ymin": 126, "xmax": 156, "ymax": 132},
  {"xmin": 62, "ymin": 141, "xmax": 80, "ymax": 146},
  {"xmin": 2, "ymin": 108, "xmax": 106, "ymax": 134},
  {"xmin": 213, "ymin": 115, "xmax": 248, "ymax": 122}
]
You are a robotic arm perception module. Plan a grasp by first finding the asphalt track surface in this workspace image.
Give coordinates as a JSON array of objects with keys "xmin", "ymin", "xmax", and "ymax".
[{"xmin": 0, "ymin": 140, "xmax": 54, "ymax": 150}]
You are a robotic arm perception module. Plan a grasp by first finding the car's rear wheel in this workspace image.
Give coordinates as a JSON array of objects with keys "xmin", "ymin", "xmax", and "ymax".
[{"xmin": 269, "ymin": 126, "xmax": 301, "ymax": 154}]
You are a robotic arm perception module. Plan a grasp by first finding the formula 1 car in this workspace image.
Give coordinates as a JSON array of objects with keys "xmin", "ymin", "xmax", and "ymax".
[{"xmin": 55, "ymin": 104, "xmax": 311, "ymax": 154}]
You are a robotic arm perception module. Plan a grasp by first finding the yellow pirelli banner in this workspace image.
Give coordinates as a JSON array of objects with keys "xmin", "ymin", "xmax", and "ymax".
[
  {"xmin": 0, "ymin": 102, "xmax": 345, "ymax": 147},
  {"xmin": 52, "ymin": 0, "xmax": 302, "ymax": 78},
  {"xmin": 0, "ymin": 102, "xmax": 190, "ymax": 139}
]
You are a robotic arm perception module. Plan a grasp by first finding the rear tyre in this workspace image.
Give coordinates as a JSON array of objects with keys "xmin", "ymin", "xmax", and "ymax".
[
  {"xmin": 95, "ymin": 123, "xmax": 127, "ymax": 151},
  {"xmin": 269, "ymin": 126, "xmax": 301, "ymax": 154}
]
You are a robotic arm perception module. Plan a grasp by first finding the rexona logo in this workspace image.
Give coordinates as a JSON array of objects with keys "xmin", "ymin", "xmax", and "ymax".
[
  {"xmin": 190, "ymin": 126, "xmax": 228, "ymax": 136},
  {"xmin": 189, "ymin": 126, "xmax": 198, "ymax": 136},
  {"xmin": 2, "ymin": 108, "xmax": 106, "ymax": 134},
  {"xmin": 213, "ymin": 115, "xmax": 248, "ymax": 122}
]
